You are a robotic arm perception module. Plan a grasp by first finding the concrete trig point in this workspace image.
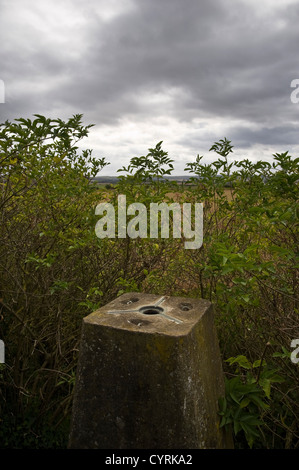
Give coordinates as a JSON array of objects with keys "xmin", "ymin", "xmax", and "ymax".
[{"xmin": 68, "ymin": 293, "xmax": 233, "ymax": 449}]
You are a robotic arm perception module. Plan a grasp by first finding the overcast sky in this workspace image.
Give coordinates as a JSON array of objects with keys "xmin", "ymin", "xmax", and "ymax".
[{"xmin": 1, "ymin": 0, "xmax": 299, "ymax": 174}]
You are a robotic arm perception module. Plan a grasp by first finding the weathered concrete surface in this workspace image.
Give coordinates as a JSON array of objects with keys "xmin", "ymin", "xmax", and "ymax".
[{"xmin": 68, "ymin": 293, "xmax": 233, "ymax": 449}]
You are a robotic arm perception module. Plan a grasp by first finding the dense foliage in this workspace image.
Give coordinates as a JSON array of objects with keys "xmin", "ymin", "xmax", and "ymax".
[{"xmin": 0, "ymin": 116, "xmax": 298, "ymax": 448}]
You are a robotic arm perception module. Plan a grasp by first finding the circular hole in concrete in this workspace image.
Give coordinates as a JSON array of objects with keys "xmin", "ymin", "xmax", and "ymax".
[
  {"xmin": 121, "ymin": 297, "xmax": 139, "ymax": 305},
  {"xmin": 139, "ymin": 305, "xmax": 164, "ymax": 315},
  {"xmin": 179, "ymin": 302, "xmax": 193, "ymax": 311}
]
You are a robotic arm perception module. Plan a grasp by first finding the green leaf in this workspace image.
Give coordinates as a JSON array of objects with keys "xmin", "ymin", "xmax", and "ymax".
[
  {"xmin": 249, "ymin": 394, "xmax": 269, "ymax": 410},
  {"xmin": 222, "ymin": 256, "xmax": 228, "ymax": 266},
  {"xmin": 226, "ymin": 355, "xmax": 252, "ymax": 369},
  {"xmin": 259, "ymin": 378, "xmax": 271, "ymax": 399},
  {"xmin": 252, "ymin": 359, "xmax": 266, "ymax": 368},
  {"xmin": 240, "ymin": 397, "xmax": 251, "ymax": 408}
]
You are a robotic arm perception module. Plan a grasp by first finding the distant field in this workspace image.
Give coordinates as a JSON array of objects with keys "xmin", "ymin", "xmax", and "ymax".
[
  {"xmin": 94, "ymin": 182, "xmax": 234, "ymax": 204},
  {"xmin": 165, "ymin": 187, "xmax": 233, "ymax": 202}
]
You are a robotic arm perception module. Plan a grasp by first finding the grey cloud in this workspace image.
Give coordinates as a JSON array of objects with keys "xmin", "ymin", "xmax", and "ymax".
[
  {"xmin": 230, "ymin": 124, "xmax": 299, "ymax": 148},
  {"xmin": 0, "ymin": 0, "xmax": 299, "ymax": 167}
]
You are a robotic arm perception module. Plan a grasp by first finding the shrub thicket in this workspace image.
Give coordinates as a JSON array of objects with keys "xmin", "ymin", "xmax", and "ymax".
[{"xmin": 0, "ymin": 118, "xmax": 298, "ymax": 448}]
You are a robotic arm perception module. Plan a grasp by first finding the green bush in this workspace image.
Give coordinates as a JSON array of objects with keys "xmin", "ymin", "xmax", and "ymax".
[{"xmin": 0, "ymin": 118, "xmax": 298, "ymax": 448}]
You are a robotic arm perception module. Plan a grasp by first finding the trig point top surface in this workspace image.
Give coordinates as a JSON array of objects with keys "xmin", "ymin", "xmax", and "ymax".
[{"xmin": 84, "ymin": 292, "xmax": 212, "ymax": 337}]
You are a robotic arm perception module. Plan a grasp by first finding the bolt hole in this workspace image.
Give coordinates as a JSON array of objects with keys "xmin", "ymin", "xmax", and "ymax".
[
  {"xmin": 179, "ymin": 302, "xmax": 193, "ymax": 311},
  {"xmin": 139, "ymin": 305, "xmax": 164, "ymax": 315}
]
